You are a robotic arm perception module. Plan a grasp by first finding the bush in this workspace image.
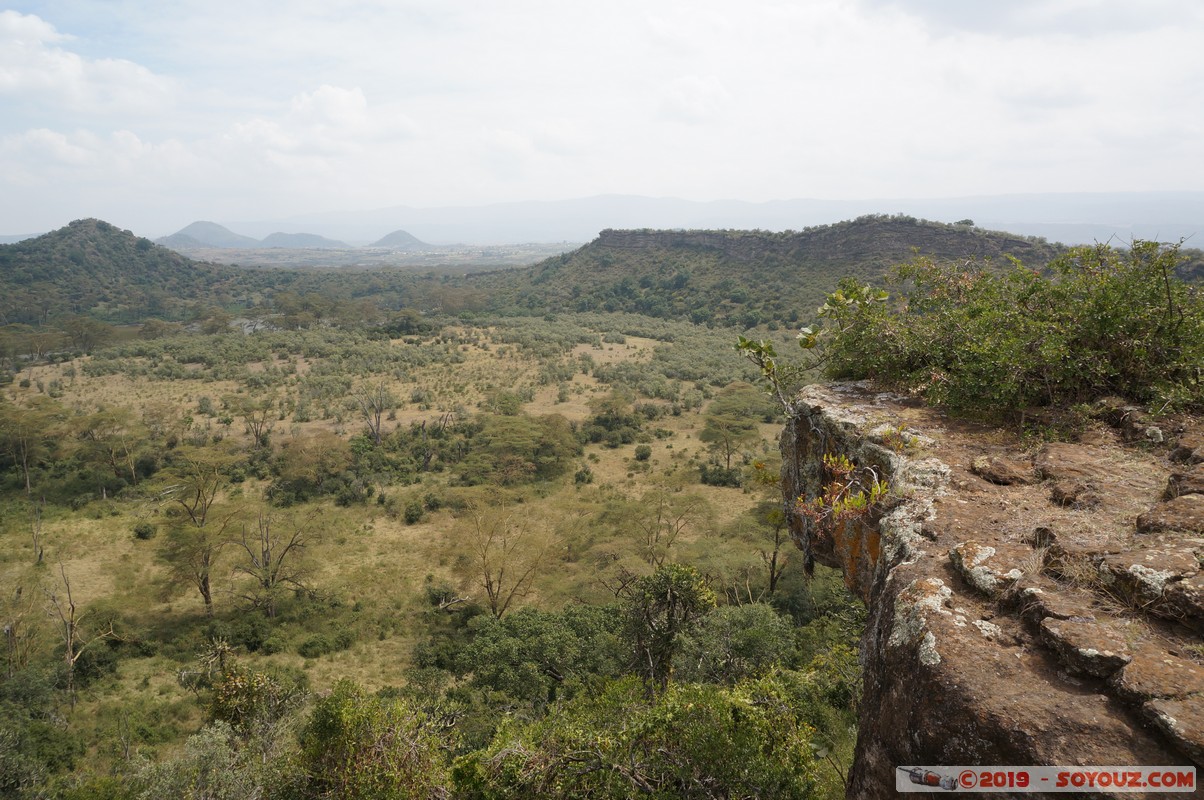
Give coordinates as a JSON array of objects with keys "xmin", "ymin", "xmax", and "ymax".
[
  {"xmin": 132, "ymin": 522, "xmax": 156, "ymax": 540},
  {"xmin": 297, "ymin": 635, "xmax": 333, "ymax": 659},
  {"xmin": 822, "ymin": 241, "xmax": 1204, "ymax": 417},
  {"xmin": 296, "ymin": 680, "xmax": 451, "ymax": 799},
  {"xmin": 699, "ymin": 464, "xmax": 742, "ymax": 487},
  {"xmin": 453, "ymin": 676, "xmax": 816, "ymax": 799},
  {"xmin": 403, "ymin": 500, "xmax": 424, "ymax": 525}
]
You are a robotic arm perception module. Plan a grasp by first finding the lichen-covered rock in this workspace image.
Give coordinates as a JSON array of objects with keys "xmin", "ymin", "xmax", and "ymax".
[
  {"xmin": 887, "ymin": 578, "xmax": 952, "ymax": 663},
  {"xmin": 1137, "ymin": 494, "xmax": 1204, "ymax": 534},
  {"xmin": 1038, "ymin": 617, "xmax": 1135, "ymax": 678},
  {"xmin": 1100, "ymin": 542, "xmax": 1202, "ymax": 609},
  {"xmin": 949, "ymin": 541, "xmax": 1032, "ymax": 598},
  {"xmin": 1143, "ymin": 698, "xmax": 1204, "ymax": 766},
  {"xmin": 1093, "ymin": 397, "xmax": 1166, "ymax": 443},
  {"xmin": 1164, "ymin": 573, "xmax": 1204, "ymax": 635},
  {"xmin": 1011, "ymin": 577, "xmax": 1100, "ymax": 623}
]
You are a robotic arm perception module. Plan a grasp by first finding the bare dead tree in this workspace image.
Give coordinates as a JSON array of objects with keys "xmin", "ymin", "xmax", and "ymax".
[
  {"xmin": 595, "ymin": 557, "xmax": 642, "ymax": 599},
  {"xmin": 633, "ymin": 490, "xmax": 704, "ymax": 569},
  {"xmin": 46, "ymin": 564, "xmax": 116, "ymax": 709}
]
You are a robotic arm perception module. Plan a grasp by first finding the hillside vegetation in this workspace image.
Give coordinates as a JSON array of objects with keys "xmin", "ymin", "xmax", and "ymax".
[
  {"xmin": 0, "ymin": 220, "xmax": 245, "ymax": 326},
  {"xmin": 472, "ymin": 215, "xmax": 1063, "ymax": 327},
  {"xmin": 819, "ymin": 239, "xmax": 1204, "ymax": 417},
  {"xmin": 0, "ymin": 217, "xmax": 862, "ymax": 798},
  {"xmin": 3, "ymin": 214, "xmax": 1199, "ymax": 799}
]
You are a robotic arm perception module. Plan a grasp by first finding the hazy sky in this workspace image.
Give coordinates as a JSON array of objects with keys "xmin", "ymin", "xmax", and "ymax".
[{"xmin": 2, "ymin": 0, "xmax": 1202, "ymax": 236}]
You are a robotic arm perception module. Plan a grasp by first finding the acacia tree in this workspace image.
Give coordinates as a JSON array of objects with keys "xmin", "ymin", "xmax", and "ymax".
[
  {"xmin": 0, "ymin": 398, "xmax": 64, "ymax": 496},
  {"xmin": 462, "ymin": 503, "xmax": 555, "ymax": 619},
  {"xmin": 227, "ymin": 395, "xmax": 275, "ymax": 449},
  {"xmin": 624, "ymin": 564, "xmax": 716, "ymax": 693},
  {"xmin": 160, "ymin": 450, "xmax": 239, "ymax": 617},
  {"xmin": 756, "ymin": 502, "xmax": 791, "ymax": 596},
  {"xmin": 232, "ymin": 509, "xmax": 316, "ymax": 618},
  {"xmin": 698, "ymin": 412, "xmax": 758, "ymax": 470},
  {"xmin": 60, "ymin": 315, "xmax": 114, "ymax": 353},
  {"xmin": 2, "ymin": 579, "xmax": 41, "ymax": 679},
  {"xmin": 75, "ymin": 408, "xmax": 145, "ymax": 488}
]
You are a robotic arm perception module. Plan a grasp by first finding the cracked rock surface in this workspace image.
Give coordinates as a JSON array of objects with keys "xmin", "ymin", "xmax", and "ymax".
[{"xmin": 782, "ymin": 384, "xmax": 1203, "ymax": 799}]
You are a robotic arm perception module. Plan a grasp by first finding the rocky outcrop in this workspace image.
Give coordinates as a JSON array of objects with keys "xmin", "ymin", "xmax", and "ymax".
[{"xmin": 781, "ymin": 385, "xmax": 1204, "ymax": 798}]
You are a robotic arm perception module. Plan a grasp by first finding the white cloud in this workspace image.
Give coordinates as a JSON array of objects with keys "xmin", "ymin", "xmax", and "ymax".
[
  {"xmin": 659, "ymin": 75, "xmax": 732, "ymax": 124},
  {"xmin": 1, "ymin": 1, "xmax": 1203, "ymax": 233},
  {"xmin": 0, "ymin": 10, "xmax": 174, "ymax": 116}
]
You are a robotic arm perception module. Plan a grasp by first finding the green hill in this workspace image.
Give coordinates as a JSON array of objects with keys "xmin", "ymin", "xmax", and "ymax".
[
  {"xmin": 0, "ymin": 219, "xmax": 248, "ymax": 324},
  {"xmin": 472, "ymin": 215, "xmax": 1064, "ymax": 327}
]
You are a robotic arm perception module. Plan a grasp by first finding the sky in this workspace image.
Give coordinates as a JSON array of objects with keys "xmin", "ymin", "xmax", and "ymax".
[{"xmin": 2, "ymin": 0, "xmax": 1203, "ymax": 237}]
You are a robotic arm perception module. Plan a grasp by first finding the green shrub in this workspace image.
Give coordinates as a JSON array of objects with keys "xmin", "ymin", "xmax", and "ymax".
[
  {"xmin": 822, "ymin": 241, "xmax": 1204, "ymax": 417},
  {"xmin": 699, "ymin": 463, "xmax": 742, "ymax": 487},
  {"xmin": 297, "ymin": 635, "xmax": 332, "ymax": 659},
  {"xmin": 133, "ymin": 522, "xmax": 156, "ymax": 540},
  {"xmin": 297, "ymin": 679, "xmax": 452, "ymax": 799},
  {"xmin": 453, "ymin": 676, "xmax": 816, "ymax": 799}
]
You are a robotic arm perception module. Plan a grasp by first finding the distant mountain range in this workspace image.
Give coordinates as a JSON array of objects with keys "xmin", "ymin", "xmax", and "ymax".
[
  {"xmin": 0, "ymin": 214, "xmax": 1085, "ymax": 328},
  {"xmin": 221, "ymin": 191, "xmax": 1204, "ymax": 246},
  {"xmin": 154, "ymin": 221, "xmax": 363, "ymax": 250},
  {"xmin": 153, "ymin": 220, "xmax": 439, "ymax": 252},
  {"xmin": 3, "ymin": 192, "xmax": 1201, "ymax": 248}
]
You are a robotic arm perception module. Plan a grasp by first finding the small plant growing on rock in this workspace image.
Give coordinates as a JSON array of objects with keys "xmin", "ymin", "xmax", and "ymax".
[{"xmin": 796, "ymin": 453, "xmax": 891, "ymax": 544}]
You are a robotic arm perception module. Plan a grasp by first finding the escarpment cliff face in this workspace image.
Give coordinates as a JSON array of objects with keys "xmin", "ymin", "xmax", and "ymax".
[{"xmin": 782, "ymin": 385, "xmax": 1204, "ymax": 799}]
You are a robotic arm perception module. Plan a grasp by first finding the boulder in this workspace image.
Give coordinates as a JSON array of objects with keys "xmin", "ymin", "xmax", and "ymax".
[
  {"xmin": 970, "ymin": 454, "xmax": 1034, "ymax": 485},
  {"xmin": 949, "ymin": 541, "xmax": 1035, "ymax": 599},
  {"xmin": 1137, "ymin": 494, "xmax": 1204, "ymax": 534},
  {"xmin": 1143, "ymin": 698, "xmax": 1204, "ymax": 766},
  {"xmin": 1166, "ymin": 463, "xmax": 1204, "ymax": 498}
]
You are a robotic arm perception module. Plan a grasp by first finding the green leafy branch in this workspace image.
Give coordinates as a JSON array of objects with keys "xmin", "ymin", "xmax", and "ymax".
[{"xmin": 736, "ymin": 280, "xmax": 888, "ymax": 415}]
